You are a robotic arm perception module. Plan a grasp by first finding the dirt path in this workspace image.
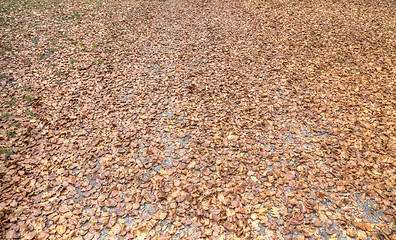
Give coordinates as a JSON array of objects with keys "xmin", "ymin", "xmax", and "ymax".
[{"xmin": 0, "ymin": 0, "xmax": 395, "ymax": 239}]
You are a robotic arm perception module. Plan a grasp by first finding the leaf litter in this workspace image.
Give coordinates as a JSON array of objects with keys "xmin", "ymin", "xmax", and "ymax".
[{"xmin": 0, "ymin": 0, "xmax": 395, "ymax": 239}]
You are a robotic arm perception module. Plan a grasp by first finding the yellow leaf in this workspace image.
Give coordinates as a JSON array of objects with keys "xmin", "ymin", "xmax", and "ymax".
[
  {"xmin": 268, "ymin": 176, "xmax": 274, "ymax": 182},
  {"xmin": 346, "ymin": 228, "xmax": 356, "ymax": 237},
  {"xmin": 98, "ymin": 194, "xmax": 106, "ymax": 202},
  {"xmin": 303, "ymin": 227, "xmax": 314, "ymax": 235},
  {"xmin": 263, "ymin": 182, "xmax": 272, "ymax": 187},
  {"xmin": 218, "ymin": 193, "xmax": 225, "ymax": 203},
  {"xmin": 357, "ymin": 231, "xmax": 367, "ymax": 240},
  {"xmin": 168, "ymin": 225, "xmax": 176, "ymax": 234},
  {"xmin": 111, "ymin": 223, "xmax": 122, "ymax": 235},
  {"xmin": 159, "ymin": 211, "xmax": 168, "ymax": 220},
  {"xmin": 252, "ymin": 220, "xmax": 260, "ymax": 231},
  {"xmin": 57, "ymin": 225, "xmax": 66, "ymax": 235},
  {"xmin": 271, "ymin": 207, "xmax": 280, "ymax": 218},
  {"xmin": 137, "ymin": 232, "xmax": 148, "ymax": 240},
  {"xmin": 257, "ymin": 208, "xmax": 268, "ymax": 215},
  {"xmin": 227, "ymin": 135, "xmax": 238, "ymax": 140},
  {"xmin": 188, "ymin": 161, "xmax": 196, "ymax": 169},
  {"xmin": 226, "ymin": 208, "xmax": 235, "ymax": 217}
]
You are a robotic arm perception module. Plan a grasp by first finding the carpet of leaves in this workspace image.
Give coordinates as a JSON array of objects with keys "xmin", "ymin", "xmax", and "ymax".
[{"xmin": 0, "ymin": 0, "xmax": 395, "ymax": 239}]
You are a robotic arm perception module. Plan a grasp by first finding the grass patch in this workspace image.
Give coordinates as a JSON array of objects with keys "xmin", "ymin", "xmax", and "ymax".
[
  {"xmin": 24, "ymin": 58, "xmax": 32, "ymax": 65},
  {"xmin": 5, "ymin": 131, "xmax": 16, "ymax": 137},
  {"xmin": 11, "ymin": 121, "xmax": 21, "ymax": 127},
  {"xmin": 6, "ymin": 99, "xmax": 16, "ymax": 105},
  {"xmin": 55, "ymin": 70, "xmax": 64, "ymax": 76},
  {"xmin": 0, "ymin": 112, "xmax": 13, "ymax": 119},
  {"xmin": 0, "ymin": 44, "xmax": 12, "ymax": 52},
  {"xmin": 25, "ymin": 109, "xmax": 36, "ymax": 116},
  {"xmin": 70, "ymin": 11, "xmax": 81, "ymax": 20},
  {"xmin": 23, "ymin": 94, "xmax": 33, "ymax": 101},
  {"xmin": 93, "ymin": 41, "xmax": 104, "ymax": 48},
  {"xmin": 0, "ymin": 148, "xmax": 13, "ymax": 157},
  {"xmin": 21, "ymin": 86, "xmax": 33, "ymax": 91}
]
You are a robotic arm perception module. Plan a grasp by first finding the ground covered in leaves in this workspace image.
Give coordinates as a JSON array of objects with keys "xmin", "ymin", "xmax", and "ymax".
[{"xmin": 0, "ymin": 0, "xmax": 395, "ymax": 239}]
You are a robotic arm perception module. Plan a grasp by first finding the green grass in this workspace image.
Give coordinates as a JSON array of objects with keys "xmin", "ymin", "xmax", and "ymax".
[
  {"xmin": 0, "ymin": 112, "xmax": 13, "ymax": 119},
  {"xmin": 6, "ymin": 99, "xmax": 16, "ymax": 105},
  {"xmin": 24, "ymin": 58, "xmax": 32, "ymax": 65},
  {"xmin": 95, "ymin": 41, "xmax": 104, "ymax": 47},
  {"xmin": 23, "ymin": 94, "xmax": 33, "ymax": 101},
  {"xmin": 5, "ymin": 131, "xmax": 16, "ymax": 137},
  {"xmin": 55, "ymin": 70, "xmax": 64, "ymax": 76},
  {"xmin": 0, "ymin": 148, "xmax": 13, "ymax": 157},
  {"xmin": 0, "ymin": 44, "xmax": 12, "ymax": 52},
  {"xmin": 80, "ymin": 43, "xmax": 87, "ymax": 51},
  {"xmin": 21, "ymin": 86, "xmax": 33, "ymax": 91},
  {"xmin": 25, "ymin": 109, "xmax": 35, "ymax": 116},
  {"xmin": 69, "ymin": 11, "xmax": 81, "ymax": 20},
  {"xmin": 0, "ymin": 73, "xmax": 8, "ymax": 79},
  {"xmin": 11, "ymin": 121, "xmax": 21, "ymax": 127}
]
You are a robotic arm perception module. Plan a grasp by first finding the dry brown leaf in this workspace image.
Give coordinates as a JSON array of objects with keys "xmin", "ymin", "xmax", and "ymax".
[
  {"xmin": 346, "ymin": 228, "xmax": 357, "ymax": 237},
  {"xmin": 56, "ymin": 225, "xmax": 66, "ymax": 235},
  {"xmin": 0, "ymin": 0, "xmax": 394, "ymax": 239}
]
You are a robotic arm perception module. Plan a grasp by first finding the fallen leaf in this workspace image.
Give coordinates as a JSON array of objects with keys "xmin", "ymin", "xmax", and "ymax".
[
  {"xmin": 271, "ymin": 207, "xmax": 280, "ymax": 218},
  {"xmin": 57, "ymin": 225, "xmax": 66, "ymax": 235}
]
